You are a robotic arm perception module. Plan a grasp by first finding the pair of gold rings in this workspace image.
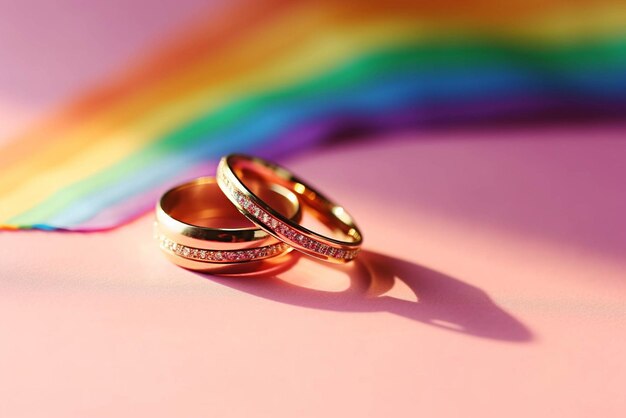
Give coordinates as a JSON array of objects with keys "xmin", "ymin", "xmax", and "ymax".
[{"xmin": 155, "ymin": 154, "xmax": 363, "ymax": 273}]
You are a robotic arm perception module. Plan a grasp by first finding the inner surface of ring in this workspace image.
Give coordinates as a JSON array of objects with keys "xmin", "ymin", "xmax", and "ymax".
[
  {"xmin": 163, "ymin": 178, "xmax": 298, "ymax": 229},
  {"xmin": 231, "ymin": 158, "xmax": 361, "ymax": 243}
]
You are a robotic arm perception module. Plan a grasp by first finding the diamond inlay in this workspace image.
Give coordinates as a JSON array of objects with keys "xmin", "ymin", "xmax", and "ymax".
[{"xmin": 158, "ymin": 234, "xmax": 287, "ymax": 263}]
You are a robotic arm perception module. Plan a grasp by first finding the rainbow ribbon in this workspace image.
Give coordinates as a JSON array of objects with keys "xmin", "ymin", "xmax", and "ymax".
[{"xmin": 1, "ymin": 0, "xmax": 626, "ymax": 231}]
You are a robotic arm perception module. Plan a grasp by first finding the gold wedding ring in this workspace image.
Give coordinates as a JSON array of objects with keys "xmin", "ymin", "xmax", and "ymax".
[
  {"xmin": 155, "ymin": 176, "xmax": 301, "ymax": 272},
  {"xmin": 217, "ymin": 154, "xmax": 363, "ymax": 264}
]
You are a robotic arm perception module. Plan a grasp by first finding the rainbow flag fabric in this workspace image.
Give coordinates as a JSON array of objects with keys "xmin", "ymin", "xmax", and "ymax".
[{"xmin": 1, "ymin": 0, "xmax": 625, "ymax": 231}]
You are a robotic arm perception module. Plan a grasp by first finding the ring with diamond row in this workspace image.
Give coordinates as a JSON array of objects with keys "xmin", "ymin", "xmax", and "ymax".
[
  {"xmin": 156, "ymin": 176, "xmax": 301, "ymax": 272},
  {"xmin": 217, "ymin": 154, "xmax": 363, "ymax": 264}
]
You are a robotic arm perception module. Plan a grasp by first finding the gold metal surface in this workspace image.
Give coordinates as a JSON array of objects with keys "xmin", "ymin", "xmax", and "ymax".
[
  {"xmin": 155, "ymin": 176, "xmax": 301, "ymax": 272},
  {"xmin": 217, "ymin": 155, "xmax": 363, "ymax": 264}
]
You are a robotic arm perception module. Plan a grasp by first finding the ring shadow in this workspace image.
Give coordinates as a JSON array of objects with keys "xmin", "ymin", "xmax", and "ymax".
[{"xmin": 195, "ymin": 250, "xmax": 533, "ymax": 342}]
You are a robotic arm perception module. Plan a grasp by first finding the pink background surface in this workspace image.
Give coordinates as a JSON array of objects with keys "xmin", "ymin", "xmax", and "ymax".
[
  {"xmin": 2, "ymin": 128, "xmax": 626, "ymax": 417},
  {"xmin": 1, "ymin": 1, "xmax": 626, "ymax": 417},
  {"xmin": 0, "ymin": 0, "xmax": 223, "ymax": 140}
]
